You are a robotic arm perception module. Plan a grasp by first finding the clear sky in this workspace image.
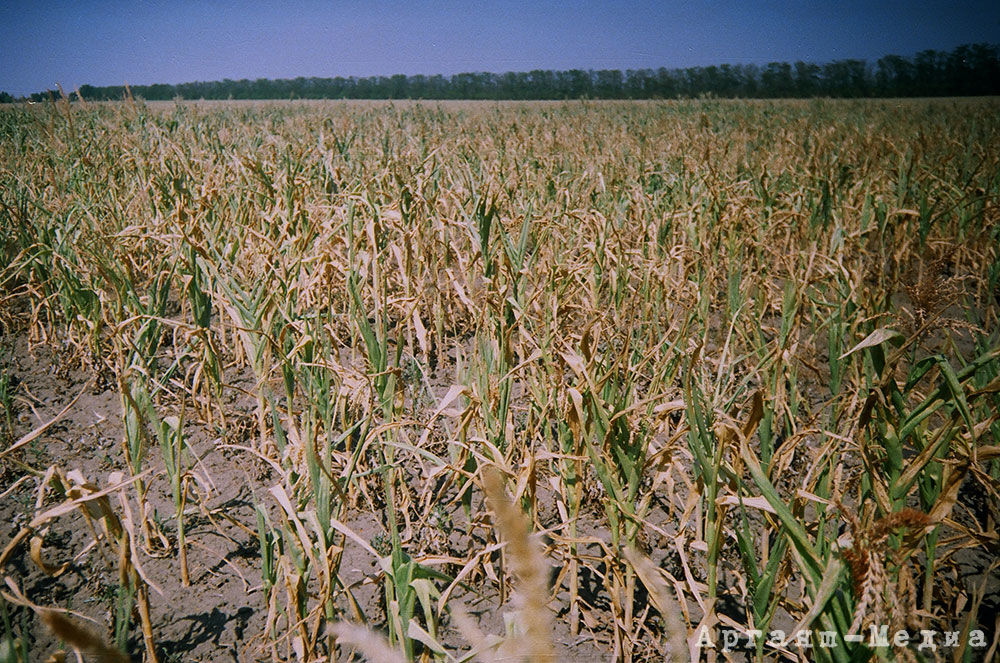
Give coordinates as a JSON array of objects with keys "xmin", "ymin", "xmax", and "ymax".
[{"xmin": 2, "ymin": 1, "xmax": 999, "ymax": 96}]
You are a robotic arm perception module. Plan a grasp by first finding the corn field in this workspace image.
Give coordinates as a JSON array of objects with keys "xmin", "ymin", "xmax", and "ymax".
[{"xmin": 1, "ymin": 96, "xmax": 999, "ymax": 662}]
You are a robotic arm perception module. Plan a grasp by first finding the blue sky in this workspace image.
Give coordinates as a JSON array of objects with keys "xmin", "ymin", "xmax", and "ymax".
[{"xmin": 2, "ymin": 1, "xmax": 999, "ymax": 96}]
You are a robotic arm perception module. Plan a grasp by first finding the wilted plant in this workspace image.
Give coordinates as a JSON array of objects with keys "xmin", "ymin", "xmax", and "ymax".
[{"xmin": 1, "ymin": 96, "xmax": 998, "ymax": 663}]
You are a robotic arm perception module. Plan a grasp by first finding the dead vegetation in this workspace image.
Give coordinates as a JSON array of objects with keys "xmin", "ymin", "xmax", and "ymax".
[{"xmin": 0, "ymin": 97, "xmax": 999, "ymax": 662}]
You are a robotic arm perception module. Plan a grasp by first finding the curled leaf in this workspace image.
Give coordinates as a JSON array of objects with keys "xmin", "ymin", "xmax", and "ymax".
[
  {"xmin": 29, "ymin": 535, "xmax": 68, "ymax": 577},
  {"xmin": 839, "ymin": 327, "xmax": 904, "ymax": 360}
]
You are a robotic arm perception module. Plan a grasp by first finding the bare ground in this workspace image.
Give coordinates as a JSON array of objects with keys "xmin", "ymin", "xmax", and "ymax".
[{"xmin": 0, "ymin": 326, "xmax": 616, "ymax": 662}]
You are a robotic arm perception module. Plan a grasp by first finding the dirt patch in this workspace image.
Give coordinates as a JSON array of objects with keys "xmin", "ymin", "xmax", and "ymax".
[{"xmin": 0, "ymin": 328, "xmax": 623, "ymax": 662}]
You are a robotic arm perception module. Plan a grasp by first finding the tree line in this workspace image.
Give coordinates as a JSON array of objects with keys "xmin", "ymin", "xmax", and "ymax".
[{"xmin": 8, "ymin": 43, "xmax": 999, "ymax": 103}]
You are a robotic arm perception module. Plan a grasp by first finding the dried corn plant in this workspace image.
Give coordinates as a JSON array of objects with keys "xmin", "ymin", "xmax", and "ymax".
[{"xmin": 0, "ymin": 97, "xmax": 998, "ymax": 662}]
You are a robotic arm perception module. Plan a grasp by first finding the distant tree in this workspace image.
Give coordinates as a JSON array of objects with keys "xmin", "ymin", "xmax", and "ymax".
[
  {"xmin": 386, "ymin": 74, "xmax": 406, "ymax": 99},
  {"xmin": 738, "ymin": 64, "xmax": 761, "ymax": 97},
  {"xmin": 43, "ymin": 43, "xmax": 998, "ymax": 101},
  {"xmin": 820, "ymin": 60, "xmax": 870, "ymax": 97},
  {"xmin": 761, "ymin": 62, "xmax": 794, "ymax": 97},
  {"xmin": 563, "ymin": 69, "xmax": 592, "ymax": 98},
  {"xmin": 146, "ymin": 83, "xmax": 174, "ymax": 100},
  {"xmin": 793, "ymin": 61, "xmax": 821, "ymax": 96},
  {"xmin": 653, "ymin": 67, "xmax": 678, "ymax": 98},
  {"xmin": 679, "ymin": 67, "xmax": 704, "ymax": 97},
  {"xmin": 914, "ymin": 50, "xmax": 945, "ymax": 96},
  {"xmin": 712, "ymin": 64, "xmax": 740, "ymax": 97},
  {"xmin": 593, "ymin": 69, "xmax": 623, "ymax": 98},
  {"xmin": 527, "ymin": 70, "xmax": 555, "ymax": 98},
  {"xmin": 967, "ymin": 43, "xmax": 1000, "ymax": 95},
  {"xmin": 29, "ymin": 90, "xmax": 59, "ymax": 102},
  {"xmin": 876, "ymin": 55, "xmax": 913, "ymax": 96},
  {"xmin": 701, "ymin": 65, "xmax": 723, "ymax": 96}
]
